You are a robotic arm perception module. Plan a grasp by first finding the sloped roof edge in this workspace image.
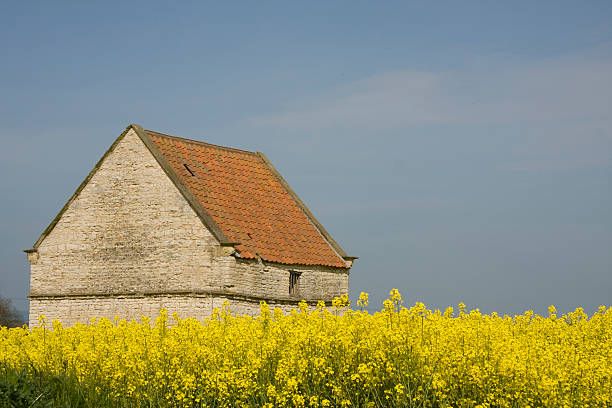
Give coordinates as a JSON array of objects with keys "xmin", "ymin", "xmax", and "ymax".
[
  {"xmin": 131, "ymin": 125, "xmax": 237, "ymax": 246},
  {"xmin": 27, "ymin": 124, "xmax": 237, "ymax": 251},
  {"xmin": 256, "ymin": 152, "xmax": 357, "ymax": 261},
  {"xmin": 28, "ymin": 125, "xmax": 133, "ymax": 251}
]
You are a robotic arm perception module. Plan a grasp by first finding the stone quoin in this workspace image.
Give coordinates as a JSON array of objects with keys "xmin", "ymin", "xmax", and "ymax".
[{"xmin": 25, "ymin": 124, "xmax": 356, "ymax": 326}]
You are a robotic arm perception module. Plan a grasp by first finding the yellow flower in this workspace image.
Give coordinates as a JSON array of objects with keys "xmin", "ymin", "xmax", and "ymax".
[
  {"xmin": 357, "ymin": 292, "xmax": 369, "ymax": 308},
  {"xmin": 0, "ymin": 292, "xmax": 609, "ymax": 407}
]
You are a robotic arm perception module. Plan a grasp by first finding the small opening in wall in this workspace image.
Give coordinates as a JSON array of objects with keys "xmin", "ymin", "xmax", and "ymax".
[
  {"xmin": 289, "ymin": 270, "xmax": 302, "ymax": 296},
  {"xmin": 184, "ymin": 163, "xmax": 195, "ymax": 176}
]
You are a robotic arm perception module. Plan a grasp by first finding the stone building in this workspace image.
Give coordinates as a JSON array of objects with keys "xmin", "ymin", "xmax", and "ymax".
[{"xmin": 25, "ymin": 124, "xmax": 355, "ymax": 326}]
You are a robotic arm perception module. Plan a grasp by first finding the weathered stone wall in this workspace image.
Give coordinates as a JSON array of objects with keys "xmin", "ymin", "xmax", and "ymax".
[
  {"xmin": 30, "ymin": 129, "xmax": 220, "ymax": 298},
  {"xmin": 29, "ymin": 295, "xmax": 304, "ymax": 327},
  {"xmin": 27, "ymin": 128, "xmax": 350, "ymax": 326},
  {"xmin": 213, "ymin": 257, "xmax": 349, "ymax": 302}
]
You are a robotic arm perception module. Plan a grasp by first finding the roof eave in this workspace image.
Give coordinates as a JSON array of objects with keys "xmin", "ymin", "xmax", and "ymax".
[{"xmin": 30, "ymin": 125, "xmax": 135, "ymax": 250}]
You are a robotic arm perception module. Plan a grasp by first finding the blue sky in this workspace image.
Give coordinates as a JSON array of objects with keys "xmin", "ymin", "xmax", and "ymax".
[{"xmin": 1, "ymin": 1, "xmax": 611, "ymax": 317}]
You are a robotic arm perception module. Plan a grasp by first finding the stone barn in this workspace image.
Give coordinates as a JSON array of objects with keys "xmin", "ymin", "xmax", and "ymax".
[{"xmin": 25, "ymin": 124, "xmax": 355, "ymax": 326}]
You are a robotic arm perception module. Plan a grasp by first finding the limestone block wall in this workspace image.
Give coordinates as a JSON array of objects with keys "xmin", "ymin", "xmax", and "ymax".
[
  {"xmin": 28, "ymin": 257, "xmax": 349, "ymax": 325},
  {"xmin": 213, "ymin": 256, "xmax": 349, "ymax": 301},
  {"xmin": 29, "ymin": 295, "xmax": 306, "ymax": 327},
  {"xmin": 29, "ymin": 129, "xmax": 220, "ymax": 298}
]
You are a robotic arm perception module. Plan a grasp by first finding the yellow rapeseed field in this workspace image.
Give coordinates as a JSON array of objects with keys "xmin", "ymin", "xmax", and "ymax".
[{"xmin": 1, "ymin": 290, "xmax": 610, "ymax": 407}]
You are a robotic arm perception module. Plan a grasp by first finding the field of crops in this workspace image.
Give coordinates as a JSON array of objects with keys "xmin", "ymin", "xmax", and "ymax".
[{"xmin": 1, "ymin": 291, "xmax": 610, "ymax": 407}]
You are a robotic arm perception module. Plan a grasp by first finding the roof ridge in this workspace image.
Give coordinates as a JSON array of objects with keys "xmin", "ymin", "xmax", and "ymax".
[{"xmin": 144, "ymin": 129, "xmax": 257, "ymax": 155}]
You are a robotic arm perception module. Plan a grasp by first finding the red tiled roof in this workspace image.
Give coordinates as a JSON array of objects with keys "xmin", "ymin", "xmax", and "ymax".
[{"xmin": 145, "ymin": 130, "xmax": 348, "ymax": 268}]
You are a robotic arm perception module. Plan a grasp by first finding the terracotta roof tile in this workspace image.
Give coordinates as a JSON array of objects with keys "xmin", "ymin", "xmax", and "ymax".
[{"xmin": 145, "ymin": 130, "xmax": 348, "ymax": 268}]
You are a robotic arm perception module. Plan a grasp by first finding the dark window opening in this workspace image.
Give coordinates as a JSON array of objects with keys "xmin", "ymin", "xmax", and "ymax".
[
  {"xmin": 289, "ymin": 271, "xmax": 301, "ymax": 295},
  {"xmin": 184, "ymin": 163, "xmax": 195, "ymax": 176}
]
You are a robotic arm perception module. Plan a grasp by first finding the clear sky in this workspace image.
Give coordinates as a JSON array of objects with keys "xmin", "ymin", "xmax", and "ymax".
[{"xmin": 1, "ymin": 1, "xmax": 611, "ymax": 318}]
